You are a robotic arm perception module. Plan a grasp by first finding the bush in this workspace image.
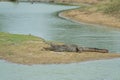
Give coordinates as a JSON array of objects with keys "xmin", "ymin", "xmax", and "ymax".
[{"xmin": 104, "ymin": 0, "xmax": 120, "ymax": 14}]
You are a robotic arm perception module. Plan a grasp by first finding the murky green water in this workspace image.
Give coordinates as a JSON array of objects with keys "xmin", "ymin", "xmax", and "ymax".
[
  {"xmin": 0, "ymin": 2, "xmax": 120, "ymax": 53},
  {"xmin": 0, "ymin": 59, "xmax": 120, "ymax": 80},
  {"xmin": 0, "ymin": 2, "xmax": 120, "ymax": 80}
]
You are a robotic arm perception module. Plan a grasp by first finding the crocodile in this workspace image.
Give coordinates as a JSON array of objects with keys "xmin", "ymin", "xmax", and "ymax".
[{"xmin": 45, "ymin": 44, "xmax": 108, "ymax": 53}]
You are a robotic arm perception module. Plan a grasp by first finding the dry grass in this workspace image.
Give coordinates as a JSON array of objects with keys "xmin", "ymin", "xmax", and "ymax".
[
  {"xmin": 59, "ymin": 0, "xmax": 120, "ymax": 28},
  {"xmin": 0, "ymin": 33, "xmax": 120, "ymax": 65},
  {"xmin": 60, "ymin": 9, "xmax": 120, "ymax": 28},
  {"xmin": 61, "ymin": 3, "xmax": 120, "ymax": 27}
]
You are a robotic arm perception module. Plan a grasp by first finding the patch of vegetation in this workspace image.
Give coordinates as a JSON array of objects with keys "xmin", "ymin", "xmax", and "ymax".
[
  {"xmin": 86, "ymin": 0, "xmax": 120, "ymax": 17},
  {"xmin": 0, "ymin": 32, "xmax": 44, "ymax": 44},
  {"xmin": 104, "ymin": 0, "xmax": 120, "ymax": 15}
]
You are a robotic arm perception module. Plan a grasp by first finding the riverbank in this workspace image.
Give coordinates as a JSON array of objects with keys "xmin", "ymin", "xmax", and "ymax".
[
  {"xmin": 0, "ymin": 32, "xmax": 120, "ymax": 65},
  {"xmin": 59, "ymin": 0, "xmax": 120, "ymax": 28},
  {"xmin": 60, "ymin": 10, "xmax": 120, "ymax": 28}
]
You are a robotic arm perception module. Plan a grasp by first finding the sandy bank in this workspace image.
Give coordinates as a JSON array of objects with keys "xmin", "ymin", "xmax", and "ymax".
[
  {"xmin": 60, "ymin": 9, "xmax": 120, "ymax": 28},
  {"xmin": 0, "ymin": 33, "xmax": 120, "ymax": 65}
]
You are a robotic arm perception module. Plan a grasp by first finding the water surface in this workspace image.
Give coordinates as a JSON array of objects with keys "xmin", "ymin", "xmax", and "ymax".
[
  {"xmin": 0, "ymin": 2, "xmax": 120, "ymax": 80},
  {"xmin": 0, "ymin": 2, "xmax": 120, "ymax": 52},
  {"xmin": 0, "ymin": 59, "xmax": 120, "ymax": 80}
]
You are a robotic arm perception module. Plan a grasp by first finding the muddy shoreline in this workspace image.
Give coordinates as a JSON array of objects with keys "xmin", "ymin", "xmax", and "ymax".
[{"xmin": 59, "ymin": 7, "xmax": 120, "ymax": 28}]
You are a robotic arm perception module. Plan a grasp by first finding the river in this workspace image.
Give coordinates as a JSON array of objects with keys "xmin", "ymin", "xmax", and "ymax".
[
  {"xmin": 0, "ymin": 2, "xmax": 120, "ymax": 53},
  {"xmin": 0, "ymin": 59, "xmax": 120, "ymax": 80},
  {"xmin": 0, "ymin": 2, "xmax": 120, "ymax": 80}
]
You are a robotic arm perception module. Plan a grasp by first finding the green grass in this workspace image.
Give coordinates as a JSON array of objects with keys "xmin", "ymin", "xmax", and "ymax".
[
  {"xmin": 103, "ymin": 0, "xmax": 120, "ymax": 14},
  {"xmin": 83, "ymin": 0, "xmax": 120, "ymax": 17},
  {"xmin": 92, "ymin": 0, "xmax": 120, "ymax": 17},
  {"xmin": 0, "ymin": 32, "xmax": 44, "ymax": 44}
]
